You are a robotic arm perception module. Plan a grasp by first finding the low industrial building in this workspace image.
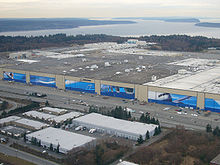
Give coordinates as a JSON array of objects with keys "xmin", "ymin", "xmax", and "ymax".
[
  {"xmin": 50, "ymin": 111, "xmax": 84, "ymax": 124},
  {"xmin": 73, "ymin": 113, "xmax": 157, "ymax": 140},
  {"xmin": 26, "ymin": 127, "xmax": 96, "ymax": 154},
  {"xmin": 23, "ymin": 111, "xmax": 56, "ymax": 121},
  {"xmin": 210, "ymin": 153, "xmax": 220, "ymax": 165},
  {"xmin": 117, "ymin": 161, "xmax": 139, "ymax": 165},
  {"xmin": 12, "ymin": 118, "xmax": 49, "ymax": 131},
  {"xmin": 0, "ymin": 116, "xmax": 21, "ymax": 127},
  {"xmin": 0, "ymin": 126, "xmax": 27, "ymax": 138},
  {"xmin": 40, "ymin": 107, "xmax": 68, "ymax": 115}
]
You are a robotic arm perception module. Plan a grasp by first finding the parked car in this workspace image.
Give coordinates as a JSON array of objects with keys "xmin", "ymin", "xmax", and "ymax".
[{"xmin": 163, "ymin": 107, "xmax": 170, "ymax": 111}]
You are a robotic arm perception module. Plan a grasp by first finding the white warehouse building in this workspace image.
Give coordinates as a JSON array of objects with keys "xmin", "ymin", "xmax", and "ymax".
[
  {"xmin": 26, "ymin": 127, "xmax": 96, "ymax": 154},
  {"xmin": 73, "ymin": 113, "xmax": 158, "ymax": 141}
]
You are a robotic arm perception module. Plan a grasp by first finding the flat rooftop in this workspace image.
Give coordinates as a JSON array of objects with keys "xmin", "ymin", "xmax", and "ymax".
[
  {"xmin": 23, "ymin": 111, "xmax": 56, "ymax": 120},
  {"xmin": 3, "ymin": 43, "xmax": 220, "ymax": 86},
  {"xmin": 145, "ymin": 65, "xmax": 220, "ymax": 94},
  {"xmin": 73, "ymin": 113, "xmax": 157, "ymax": 136},
  {"xmin": 1, "ymin": 125, "xmax": 27, "ymax": 135},
  {"xmin": 117, "ymin": 161, "xmax": 139, "ymax": 165},
  {"xmin": 14, "ymin": 118, "xmax": 49, "ymax": 130},
  {"xmin": 0, "ymin": 116, "xmax": 21, "ymax": 125},
  {"xmin": 27, "ymin": 127, "xmax": 95, "ymax": 151},
  {"xmin": 51, "ymin": 111, "xmax": 84, "ymax": 123},
  {"xmin": 210, "ymin": 153, "xmax": 220, "ymax": 165},
  {"xmin": 2, "ymin": 43, "xmax": 192, "ymax": 84},
  {"xmin": 40, "ymin": 107, "xmax": 68, "ymax": 114}
]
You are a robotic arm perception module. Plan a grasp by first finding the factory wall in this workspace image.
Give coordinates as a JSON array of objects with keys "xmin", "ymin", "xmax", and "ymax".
[
  {"xmin": 148, "ymin": 91, "xmax": 197, "ymax": 109},
  {"xmin": 3, "ymin": 71, "xmax": 26, "ymax": 83},
  {"xmin": 135, "ymin": 85, "xmax": 148, "ymax": 102},
  {"xmin": 65, "ymin": 80, "xmax": 96, "ymax": 94},
  {"xmin": 26, "ymin": 135, "xmax": 68, "ymax": 154},
  {"xmin": 100, "ymin": 80, "xmax": 135, "ymax": 99},
  {"xmin": 30, "ymin": 75, "xmax": 56, "ymax": 88},
  {"xmin": 1, "ymin": 68, "xmax": 220, "ymax": 112},
  {"xmin": 73, "ymin": 120, "xmax": 154, "ymax": 141},
  {"xmin": 203, "ymin": 93, "xmax": 220, "ymax": 113}
]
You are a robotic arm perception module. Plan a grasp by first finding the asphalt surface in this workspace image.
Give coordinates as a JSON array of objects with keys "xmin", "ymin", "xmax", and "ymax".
[
  {"xmin": 0, "ymin": 80, "xmax": 219, "ymax": 131},
  {"xmin": 0, "ymin": 143, "xmax": 60, "ymax": 165}
]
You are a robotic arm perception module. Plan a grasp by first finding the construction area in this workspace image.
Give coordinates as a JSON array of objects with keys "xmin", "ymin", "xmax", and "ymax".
[{"xmin": 1, "ymin": 41, "xmax": 220, "ymax": 112}]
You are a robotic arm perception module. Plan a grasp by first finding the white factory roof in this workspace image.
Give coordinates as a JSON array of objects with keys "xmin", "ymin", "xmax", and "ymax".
[
  {"xmin": 73, "ymin": 113, "xmax": 157, "ymax": 136},
  {"xmin": 117, "ymin": 161, "xmax": 139, "ymax": 165},
  {"xmin": 145, "ymin": 66, "xmax": 220, "ymax": 94},
  {"xmin": 14, "ymin": 118, "xmax": 49, "ymax": 130},
  {"xmin": 41, "ymin": 107, "xmax": 68, "ymax": 114},
  {"xmin": 0, "ymin": 116, "xmax": 21, "ymax": 124},
  {"xmin": 23, "ymin": 111, "xmax": 56, "ymax": 120},
  {"xmin": 51, "ymin": 111, "xmax": 83, "ymax": 123},
  {"xmin": 27, "ymin": 127, "xmax": 95, "ymax": 151}
]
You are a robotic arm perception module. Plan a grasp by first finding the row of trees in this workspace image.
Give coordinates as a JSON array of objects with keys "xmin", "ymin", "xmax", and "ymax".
[
  {"xmin": 0, "ymin": 101, "xmax": 8, "ymax": 110},
  {"xmin": 137, "ymin": 126, "xmax": 161, "ymax": 145},
  {"xmin": 140, "ymin": 34, "xmax": 220, "ymax": 52},
  {"xmin": 0, "ymin": 101, "xmax": 40, "ymax": 118},
  {"xmin": 206, "ymin": 124, "xmax": 220, "ymax": 137},
  {"xmin": 1, "ymin": 34, "xmax": 220, "ymax": 52},
  {"xmin": 0, "ymin": 34, "xmax": 127, "ymax": 52},
  {"xmin": 139, "ymin": 113, "xmax": 160, "ymax": 125},
  {"xmin": 29, "ymin": 136, "xmax": 60, "ymax": 153},
  {"xmin": 89, "ymin": 106, "xmax": 132, "ymax": 120}
]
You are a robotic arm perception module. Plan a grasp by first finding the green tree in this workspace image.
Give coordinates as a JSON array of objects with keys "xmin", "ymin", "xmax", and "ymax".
[
  {"xmin": 146, "ymin": 131, "xmax": 150, "ymax": 140},
  {"xmin": 154, "ymin": 127, "xmax": 159, "ymax": 136},
  {"xmin": 45, "ymin": 100, "xmax": 49, "ymax": 106},
  {"xmin": 140, "ymin": 114, "xmax": 145, "ymax": 122},
  {"xmin": 1, "ymin": 110, "xmax": 7, "ymax": 117},
  {"xmin": 33, "ymin": 138, "xmax": 37, "ymax": 145},
  {"xmin": 213, "ymin": 126, "xmax": 220, "ymax": 137},
  {"xmin": 50, "ymin": 143, "xmax": 53, "ymax": 151},
  {"xmin": 23, "ymin": 132, "xmax": 27, "ymax": 142},
  {"xmin": 158, "ymin": 125, "xmax": 161, "ymax": 134},
  {"xmin": 94, "ymin": 145, "xmax": 104, "ymax": 165},
  {"xmin": 137, "ymin": 135, "xmax": 144, "ymax": 144},
  {"xmin": 145, "ymin": 115, "xmax": 151, "ymax": 124},
  {"xmin": 150, "ymin": 117, "xmax": 156, "ymax": 124},
  {"xmin": 0, "ymin": 101, "xmax": 8, "ymax": 110},
  {"xmin": 56, "ymin": 143, "xmax": 60, "ymax": 153},
  {"xmin": 38, "ymin": 140, "xmax": 41, "ymax": 147},
  {"xmin": 128, "ymin": 111, "xmax": 131, "ymax": 119},
  {"xmin": 206, "ymin": 124, "xmax": 212, "ymax": 133},
  {"xmin": 156, "ymin": 119, "xmax": 160, "ymax": 125},
  {"xmin": 31, "ymin": 137, "xmax": 35, "ymax": 145}
]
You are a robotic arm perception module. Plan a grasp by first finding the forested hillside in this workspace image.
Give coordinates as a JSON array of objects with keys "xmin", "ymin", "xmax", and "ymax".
[{"xmin": 1, "ymin": 34, "xmax": 220, "ymax": 52}]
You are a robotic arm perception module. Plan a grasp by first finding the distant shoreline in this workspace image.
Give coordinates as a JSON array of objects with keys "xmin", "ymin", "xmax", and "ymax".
[
  {"xmin": 0, "ymin": 18, "xmax": 135, "ymax": 33},
  {"xmin": 195, "ymin": 22, "xmax": 220, "ymax": 28}
]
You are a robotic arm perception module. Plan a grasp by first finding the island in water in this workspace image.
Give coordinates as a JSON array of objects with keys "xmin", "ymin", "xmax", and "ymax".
[
  {"xmin": 114, "ymin": 17, "xmax": 200, "ymax": 23},
  {"xmin": 195, "ymin": 22, "xmax": 220, "ymax": 28},
  {"xmin": 0, "ymin": 18, "xmax": 136, "ymax": 32},
  {"xmin": 164, "ymin": 18, "xmax": 200, "ymax": 23}
]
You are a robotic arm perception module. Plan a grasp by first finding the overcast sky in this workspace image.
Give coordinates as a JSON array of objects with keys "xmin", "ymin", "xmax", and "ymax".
[{"xmin": 1, "ymin": 0, "xmax": 220, "ymax": 18}]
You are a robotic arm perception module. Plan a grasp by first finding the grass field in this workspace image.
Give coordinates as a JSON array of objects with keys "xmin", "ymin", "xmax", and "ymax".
[{"xmin": 0, "ymin": 152, "xmax": 36, "ymax": 165}]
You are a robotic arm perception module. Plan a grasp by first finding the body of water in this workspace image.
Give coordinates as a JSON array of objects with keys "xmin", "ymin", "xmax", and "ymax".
[{"xmin": 1, "ymin": 19, "xmax": 220, "ymax": 38}]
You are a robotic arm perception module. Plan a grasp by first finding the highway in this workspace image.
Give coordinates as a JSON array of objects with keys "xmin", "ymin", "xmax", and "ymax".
[
  {"xmin": 0, "ymin": 143, "xmax": 60, "ymax": 165},
  {"xmin": 0, "ymin": 80, "xmax": 219, "ymax": 131}
]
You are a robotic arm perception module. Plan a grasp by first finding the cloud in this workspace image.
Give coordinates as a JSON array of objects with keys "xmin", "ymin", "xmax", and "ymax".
[{"xmin": 0, "ymin": 0, "xmax": 220, "ymax": 18}]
